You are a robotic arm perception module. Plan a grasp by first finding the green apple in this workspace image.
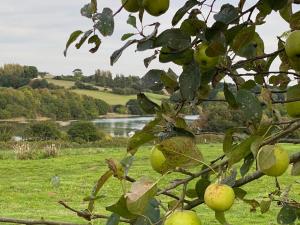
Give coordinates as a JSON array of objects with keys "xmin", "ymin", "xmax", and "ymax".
[
  {"xmin": 143, "ymin": 0, "xmax": 169, "ymax": 16},
  {"xmin": 286, "ymin": 84, "xmax": 300, "ymax": 118},
  {"xmin": 150, "ymin": 146, "xmax": 168, "ymax": 174},
  {"xmin": 258, "ymin": 145, "xmax": 289, "ymax": 177},
  {"xmin": 122, "ymin": 0, "xmax": 140, "ymax": 13},
  {"xmin": 285, "ymin": 30, "xmax": 300, "ymax": 71},
  {"xmin": 164, "ymin": 210, "xmax": 202, "ymax": 225},
  {"xmin": 204, "ymin": 183, "xmax": 235, "ymax": 212},
  {"xmin": 194, "ymin": 43, "xmax": 220, "ymax": 71}
]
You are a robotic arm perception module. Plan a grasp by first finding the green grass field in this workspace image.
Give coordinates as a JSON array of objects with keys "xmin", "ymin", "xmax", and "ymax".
[
  {"xmin": 0, "ymin": 144, "xmax": 299, "ymax": 225},
  {"xmin": 46, "ymin": 78, "xmax": 166, "ymax": 105}
]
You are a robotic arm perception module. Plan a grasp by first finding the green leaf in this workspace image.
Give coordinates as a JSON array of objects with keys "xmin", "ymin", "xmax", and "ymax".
[
  {"xmin": 260, "ymin": 199, "xmax": 271, "ymax": 214},
  {"xmin": 257, "ymin": 145, "xmax": 276, "ymax": 171},
  {"xmin": 126, "ymin": 178, "xmax": 158, "ymax": 215},
  {"xmin": 290, "ymin": 11, "xmax": 300, "ymax": 30},
  {"xmin": 94, "ymin": 8, "xmax": 114, "ymax": 37},
  {"xmin": 121, "ymin": 33, "xmax": 135, "ymax": 41},
  {"xmin": 179, "ymin": 61, "xmax": 201, "ymax": 102},
  {"xmin": 214, "ymin": 4, "xmax": 239, "ymax": 24},
  {"xmin": 172, "ymin": 0, "xmax": 198, "ymax": 26},
  {"xmin": 195, "ymin": 178, "xmax": 211, "ymax": 201},
  {"xmin": 224, "ymin": 83, "xmax": 238, "ymax": 108},
  {"xmin": 137, "ymin": 93, "xmax": 161, "ymax": 114},
  {"xmin": 81, "ymin": 3, "xmax": 94, "ymax": 18},
  {"xmin": 161, "ymin": 69, "xmax": 178, "ymax": 93},
  {"xmin": 137, "ymin": 39, "xmax": 155, "ymax": 51},
  {"xmin": 88, "ymin": 35, "xmax": 101, "ymax": 53},
  {"xmin": 240, "ymin": 154, "xmax": 254, "ymax": 177},
  {"xmin": 157, "ymin": 136, "xmax": 204, "ymax": 169},
  {"xmin": 221, "ymin": 169, "xmax": 237, "ymax": 186},
  {"xmin": 88, "ymin": 170, "xmax": 113, "ymax": 212},
  {"xmin": 227, "ymin": 135, "xmax": 260, "ymax": 166},
  {"xmin": 127, "ymin": 118, "xmax": 162, "ymax": 154},
  {"xmin": 180, "ymin": 18, "xmax": 206, "ymax": 36},
  {"xmin": 111, "ymin": 40, "xmax": 137, "ymax": 65},
  {"xmin": 127, "ymin": 15, "xmax": 137, "ymax": 28},
  {"xmin": 133, "ymin": 199, "xmax": 160, "ymax": 225},
  {"xmin": 240, "ymin": 80, "xmax": 257, "ymax": 90},
  {"xmin": 75, "ymin": 30, "xmax": 93, "ymax": 49},
  {"xmin": 91, "ymin": 0, "xmax": 97, "ymax": 13},
  {"xmin": 225, "ymin": 23, "xmax": 246, "ymax": 44},
  {"xmin": 141, "ymin": 69, "xmax": 165, "ymax": 91},
  {"xmin": 232, "ymin": 25, "xmax": 255, "ymax": 54},
  {"xmin": 279, "ymin": 2, "xmax": 292, "ymax": 22},
  {"xmin": 277, "ymin": 206, "xmax": 297, "ymax": 224},
  {"xmin": 106, "ymin": 196, "xmax": 137, "ymax": 219},
  {"xmin": 265, "ymin": 0, "xmax": 288, "ymax": 11},
  {"xmin": 291, "ymin": 161, "xmax": 300, "ymax": 176},
  {"xmin": 159, "ymin": 47, "xmax": 194, "ymax": 65},
  {"xmin": 206, "ymin": 40, "xmax": 226, "ymax": 57},
  {"xmin": 64, "ymin": 30, "xmax": 83, "ymax": 57},
  {"xmin": 106, "ymin": 213, "xmax": 120, "ymax": 225},
  {"xmin": 233, "ymin": 187, "xmax": 247, "ymax": 199},
  {"xmin": 236, "ymin": 89, "xmax": 262, "ymax": 124},
  {"xmin": 155, "ymin": 29, "xmax": 191, "ymax": 50},
  {"xmin": 215, "ymin": 211, "xmax": 230, "ymax": 225}
]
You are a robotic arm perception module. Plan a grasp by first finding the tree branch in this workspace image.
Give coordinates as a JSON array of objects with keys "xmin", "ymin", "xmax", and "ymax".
[
  {"xmin": 0, "ymin": 218, "xmax": 83, "ymax": 225},
  {"xmin": 185, "ymin": 152, "xmax": 300, "ymax": 209}
]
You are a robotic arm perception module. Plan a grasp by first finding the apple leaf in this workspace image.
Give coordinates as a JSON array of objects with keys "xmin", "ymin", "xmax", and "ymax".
[
  {"xmin": 133, "ymin": 199, "xmax": 160, "ymax": 225},
  {"xmin": 111, "ymin": 40, "xmax": 137, "ymax": 65},
  {"xmin": 141, "ymin": 69, "xmax": 165, "ymax": 91},
  {"xmin": 106, "ymin": 196, "xmax": 137, "ymax": 219},
  {"xmin": 179, "ymin": 61, "xmax": 201, "ymax": 102},
  {"xmin": 121, "ymin": 33, "xmax": 135, "ymax": 41},
  {"xmin": 64, "ymin": 30, "xmax": 83, "ymax": 57},
  {"xmin": 223, "ymin": 83, "xmax": 238, "ymax": 108},
  {"xmin": 172, "ymin": 0, "xmax": 198, "ymax": 26},
  {"xmin": 157, "ymin": 136, "xmax": 204, "ymax": 169},
  {"xmin": 126, "ymin": 178, "xmax": 158, "ymax": 215},
  {"xmin": 260, "ymin": 199, "xmax": 271, "ymax": 214},
  {"xmin": 195, "ymin": 178, "xmax": 211, "ymax": 201},
  {"xmin": 240, "ymin": 154, "xmax": 255, "ymax": 177},
  {"xmin": 137, "ymin": 93, "xmax": 161, "ymax": 114},
  {"xmin": 215, "ymin": 211, "xmax": 231, "ymax": 225},
  {"xmin": 277, "ymin": 206, "xmax": 297, "ymax": 224},
  {"xmin": 127, "ymin": 15, "xmax": 137, "ymax": 28},
  {"xmin": 88, "ymin": 35, "xmax": 101, "ymax": 53},
  {"xmin": 214, "ymin": 4, "xmax": 239, "ymax": 24},
  {"xmin": 94, "ymin": 8, "xmax": 114, "ymax": 37},
  {"xmin": 291, "ymin": 161, "xmax": 300, "ymax": 176},
  {"xmin": 290, "ymin": 11, "xmax": 300, "ymax": 30},
  {"xmin": 257, "ymin": 145, "xmax": 276, "ymax": 171},
  {"xmin": 75, "ymin": 30, "xmax": 93, "ymax": 49},
  {"xmin": 106, "ymin": 213, "xmax": 120, "ymax": 225},
  {"xmin": 155, "ymin": 29, "xmax": 191, "ymax": 50}
]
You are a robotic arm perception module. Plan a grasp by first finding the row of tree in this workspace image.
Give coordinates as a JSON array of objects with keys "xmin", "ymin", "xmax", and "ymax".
[{"xmin": 0, "ymin": 87, "xmax": 109, "ymax": 120}]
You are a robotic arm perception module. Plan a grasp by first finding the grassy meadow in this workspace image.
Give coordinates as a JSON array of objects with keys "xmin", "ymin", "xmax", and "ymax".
[
  {"xmin": 0, "ymin": 144, "xmax": 299, "ymax": 225},
  {"xmin": 46, "ymin": 78, "xmax": 167, "ymax": 105}
]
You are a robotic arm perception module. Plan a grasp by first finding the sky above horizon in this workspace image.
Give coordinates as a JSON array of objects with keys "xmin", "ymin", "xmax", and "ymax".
[{"xmin": 0, "ymin": 1, "xmax": 293, "ymax": 77}]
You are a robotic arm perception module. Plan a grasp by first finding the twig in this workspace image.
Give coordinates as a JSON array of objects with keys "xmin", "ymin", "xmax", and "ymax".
[
  {"xmin": 0, "ymin": 218, "xmax": 83, "ymax": 225},
  {"xmin": 185, "ymin": 152, "xmax": 300, "ymax": 209}
]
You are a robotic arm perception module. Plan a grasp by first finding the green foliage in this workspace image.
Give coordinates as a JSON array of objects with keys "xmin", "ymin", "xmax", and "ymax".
[
  {"xmin": 0, "ymin": 124, "xmax": 14, "ymax": 141},
  {"xmin": 24, "ymin": 121, "xmax": 62, "ymax": 141},
  {"xmin": 0, "ymin": 87, "xmax": 110, "ymax": 120},
  {"xmin": 0, "ymin": 64, "xmax": 39, "ymax": 88},
  {"xmin": 67, "ymin": 121, "xmax": 103, "ymax": 143}
]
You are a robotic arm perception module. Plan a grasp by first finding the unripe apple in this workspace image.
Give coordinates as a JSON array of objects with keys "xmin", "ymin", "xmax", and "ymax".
[
  {"xmin": 285, "ymin": 84, "xmax": 300, "ymax": 118},
  {"xmin": 285, "ymin": 30, "xmax": 300, "ymax": 71},
  {"xmin": 143, "ymin": 0, "xmax": 169, "ymax": 17},
  {"xmin": 150, "ymin": 146, "xmax": 168, "ymax": 174},
  {"xmin": 194, "ymin": 43, "xmax": 220, "ymax": 71},
  {"xmin": 204, "ymin": 183, "xmax": 235, "ymax": 212},
  {"xmin": 122, "ymin": 0, "xmax": 140, "ymax": 13},
  {"xmin": 258, "ymin": 145, "xmax": 289, "ymax": 177},
  {"xmin": 164, "ymin": 210, "xmax": 202, "ymax": 225}
]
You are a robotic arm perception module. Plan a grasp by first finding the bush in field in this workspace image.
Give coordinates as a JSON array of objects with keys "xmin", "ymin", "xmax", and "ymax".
[
  {"xmin": 112, "ymin": 104, "xmax": 128, "ymax": 114},
  {"xmin": 67, "ymin": 121, "xmax": 103, "ymax": 143},
  {"xmin": 126, "ymin": 99, "xmax": 145, "ymax": 115},
  {"xmin": 0, "ymin": 124, "xmax": 14, "ymax": 141},
  {"xmin": 12, "ymin": 142, "xmax": 37, "ymax": 160},
  {"xmin": 24, "ymin": 121, "xmax": 61, "ymax": 141}
]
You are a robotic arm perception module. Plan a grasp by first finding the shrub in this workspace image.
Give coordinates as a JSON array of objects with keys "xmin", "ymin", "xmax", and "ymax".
[
  {"xmin": 12, "ymin": 142, "xmax": 36, "ymax": 160},
  {"xmin": 0, "ymin": 124, "xmax": 14, "ymax": 141},
  {"xmin": 41, "ymin": 144, "xmax": 60, "ymax": 158},
  {"xmin": 112, "ymin": 105, "xmax": 128, "ymax": 114},
  {"xmin": 126, "ymin": 99, "xmax": 144, "ymax": 115},
  {"xmin": 112, "ymin": 87, "xmax": 139, "ymax": 95},
  {"xmin": 67, "ymin": 121, "xmax": 102, "ymax": 143},
  {"xmin": 24, "ymin": 121, "xmax": 61, "ymax": 141}
]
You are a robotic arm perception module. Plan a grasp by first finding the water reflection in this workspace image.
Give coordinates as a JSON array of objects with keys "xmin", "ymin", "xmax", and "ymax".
[{"xmin": 93, "ymin": 115, "xmax": 199, "ymax": 137}]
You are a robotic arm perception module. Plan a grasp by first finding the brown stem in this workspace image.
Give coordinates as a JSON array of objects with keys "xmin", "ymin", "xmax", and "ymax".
[{"xmin": 0, "ymin": 218, "xmax": 83, "ymax": 225}]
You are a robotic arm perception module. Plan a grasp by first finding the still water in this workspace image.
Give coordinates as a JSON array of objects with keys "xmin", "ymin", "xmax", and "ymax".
[{"xmin": 93, "ymin": 115, "xmax": 199, "ymax": 137}]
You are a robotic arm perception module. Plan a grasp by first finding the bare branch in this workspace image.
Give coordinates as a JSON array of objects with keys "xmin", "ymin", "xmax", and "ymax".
[{"xmin": 0, "ymin": 218, "xmax": 83, "ymax": 225}]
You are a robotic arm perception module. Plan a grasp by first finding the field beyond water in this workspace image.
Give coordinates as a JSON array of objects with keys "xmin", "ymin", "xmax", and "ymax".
[{"xmin": 0, "ymin": 144, "xmax": 299, "ymax": 225}]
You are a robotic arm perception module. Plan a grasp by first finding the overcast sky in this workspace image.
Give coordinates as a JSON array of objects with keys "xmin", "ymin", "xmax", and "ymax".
[{"xmin": 0, "ymin": 0, "xmax": 293, "ymax": 77}]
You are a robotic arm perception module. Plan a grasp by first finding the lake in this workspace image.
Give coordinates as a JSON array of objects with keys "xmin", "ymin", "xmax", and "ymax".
[{"xmin": 93, "ymin": 115, "xmax": 199, "ymax": 137}]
